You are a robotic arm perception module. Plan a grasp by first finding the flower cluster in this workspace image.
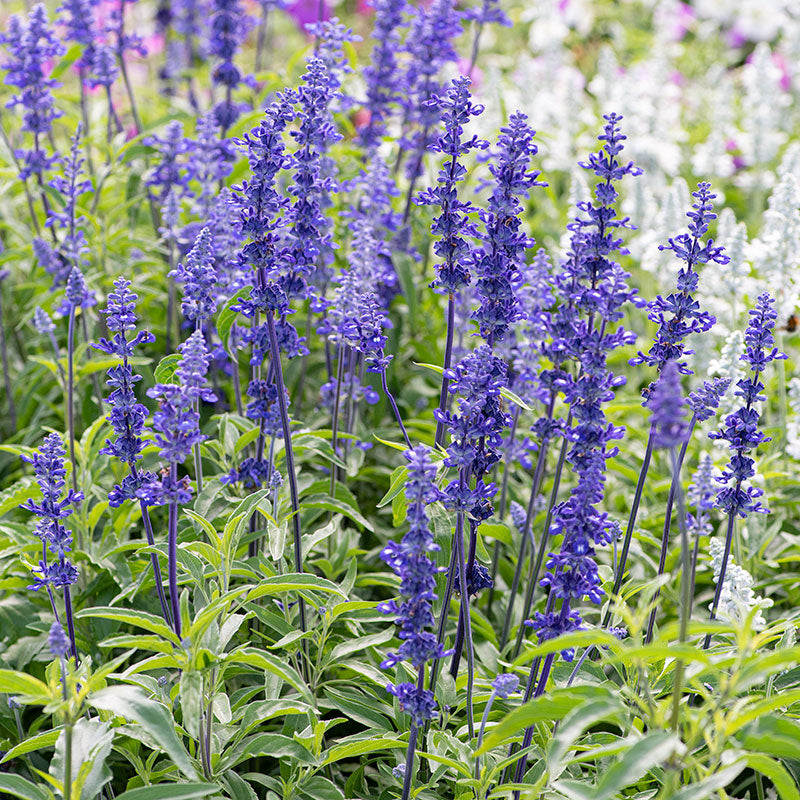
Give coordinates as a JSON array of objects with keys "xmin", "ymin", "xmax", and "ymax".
[
  {"xmin": 93, "ymin": 279, "xmax": 157, "ymax": 506},
  {"xmin": 209, "ymin": 0, "xmax": 247, "ymax": 130},
  {"xmin": 0, "ymin": 4, "xmax": 64, "ymax": 178},
  {"xmin": 379, "ymin": 446, "xmax": 447, "ymax": 725},
  {"xmin": 709, "ymin": 538, "xmax": 772, "ymax": 628},
  {"xmin": 710, "ymin": 293, "xmax": 785, "ymax": 518},
  {"xmin": 21, "ymin": 433, "xmax": 82, "ymax": 594},
  {"xmin": 631, "ymin": 182, "xmax": 726, "ymax": 396},
  {"xmin": 437, "ymin": 345, "xmax": 510, "ymax": 518},
  {"xmin": 284, "ymin": 57, "xmax": 342, "ymax": 300},
  {"xmin": 531, "ymin": 114, "xmax": 640, "ymax": 659},
  {"xmin": 401, "ymin": 0, "xmax": 462, "ymax": 180},
  {"xmin": 48, "ymin": 126, "xmax": 92, "ymax": 270},
  {"xmin": 139, "ymin": 330, "xmax": 216, "ymax": 505},
  {"xmin": 358, "ymin": 0, "xmax": 409, "ymax": 148},
  {"xmin": 171, "ymin": 226, "xmax": 219, "ymax": 326},
  {"xmin": 417, "ymin": 76, "xmax": 488, "ymax": 295},
  {"xmin": 648, "ymin": 360, "xmax": 687, "ymax": 449},
  {"xmin": 686, "ymin": 453, "xmax": 717, "ymax": 538},
  {"xmin": 472, "ymin": 112, "xmax": 545, "ymax": 344}
]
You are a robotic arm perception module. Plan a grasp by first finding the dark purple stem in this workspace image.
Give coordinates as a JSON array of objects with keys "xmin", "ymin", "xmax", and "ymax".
[
  {"xmin": 168, "ymin": 461, "xmax": 181, "ymax": 638},
  {"xmin": 265, "ymin": 312, "xmax": 306, "ymax": 634},
  {"xmin": 434, "ymin": 295, "xmax": 456, "ymax": 448},
  {"xmin": 601, "ymin": 425, "xmax": 656, "ymax": 629},
  {"xmin": 380, "ymin": 370, "xmax": 411, "ymax": 448},
  {"xmin": 0, "ymin": 288, "xmax": 16, "ymax": 431},
  {"xmin": 644, "ymin": 417, "xmax": 696, "ymax": 645}
]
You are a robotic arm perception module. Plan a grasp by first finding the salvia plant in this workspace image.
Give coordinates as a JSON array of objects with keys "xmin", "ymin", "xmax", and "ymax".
[{"xmin": 3, "ymin": 2, "xmax": 800, "ymax": 800}]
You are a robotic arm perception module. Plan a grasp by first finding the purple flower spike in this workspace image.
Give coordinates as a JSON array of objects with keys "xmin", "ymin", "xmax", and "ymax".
[
  {"xmin": 171, "ymin": 226, "xmax": 219, "ymax": 325},
  {"xmin": 710, "ymin": 293, "xmax": 786, "ymax": 518},
  {"xmin": 416, "ymin": 76, "xmax": 488, "ymax": 296},
  {"xmin": 631, "ymin": 182, "xmax": 726, "ymax": 395},
  {"xmin": 48, "ymin": 620, "xmax": 71, "ymax": 657},
  {"xmin": 379, "ymin": 446, "xmax": 447, "ymax": 723},
  {"xmin": 491, "ymin": 673, "xmax": 519, "ymax": 699},
  {"xmin": 648, "ymin": 360, "xmax": 687, "ymax": 449}
]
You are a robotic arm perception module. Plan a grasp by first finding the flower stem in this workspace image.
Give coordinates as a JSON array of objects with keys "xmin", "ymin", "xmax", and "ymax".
[
  {"xmin": 499, "ymin": 408, "xmax": 556, "ymax": 649},
  {"xmin": 668, "ymin": 446, "xmax": 690, "ymax": 730},
  {"xmin": 475, "ymin": 690, "xmax": 496, "ymax": 780},
  {"xmin": 266, "ymin": 312, "xmax": 306, "ymax": 634},
  {"xmin": 168, "ymin": 462, "xmax": 181, "ymax": 638},
  {"xmin": 454, "ymin": 472, "xmax": 475, "ymax": 738},
  {"xmin": 644, "ymin": 418, "xmax": 696, "ymax": 645},
  {"xmin": 66, "ymin": 309, "xmax": 79, "ymax": 501},
  {"xmin": 602, "ymin": 425, "xmax": 656, "ymax": 628},
  {"xmin": 63, "ymin": 583, "xmax": 78, "ymax": 662},
  {"xmin": 132, "ymin": 462, "xmax": 172, "ymax": 627},
  {"xmin": 329, "ymin": 344, "xmax": 345, "ymax": 498},
  {"xmin": 701, "ymin": 493, "xmax": 739, "ymax": 651},
  {"xmin": 434, "ymin": 295, "xmax": 456, "ymax": 448},
  {"xmin": 511, "ymin": 425, "xmax": 570, "ymax": 659},
  {"xmin": 0, "ymin": 287, "xmax": 17, "ymax": 432},
  {"xmin": 63, "ymin": 718, "xmax": 73, "ymax": 800},
  {"xmin": 380, "ymin": 370, "xmax": 411, "ymax": 448}
]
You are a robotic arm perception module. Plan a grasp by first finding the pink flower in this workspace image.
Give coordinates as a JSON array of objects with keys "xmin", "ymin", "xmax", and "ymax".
[
  {"xmin": 671, "ymin": 2, "xmax": 695, "ymax": 41},
  {"xmin": 286, "ymin": 0, "xmax": 330, "ymax": 30},
  {"xmin": 773, "ymin": 51, "xmax": 791, "ymax": 91},
  {"xmin": 142, "ymin": 33, "xmax": 165, "ymax": 56}
]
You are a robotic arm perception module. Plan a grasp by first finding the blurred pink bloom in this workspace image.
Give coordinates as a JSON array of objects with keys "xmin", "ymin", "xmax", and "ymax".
[
  {"xmin": 772, "ymin": 51, "xmax": 791, "ymax": 91},
  {"xmin": 459, "ymin": 57, "xmax": 482, "ymax": 87},
  {"xmin": 669, "ymin": 70, "xmax": 685, "ymax": 87},
  {"xmin": 286, "ymin": 0, "xmax": 330, "ymax": 30},
  {"xmin": 143, "ymin": 33, "xmax": 165, "ymax": 56},
  {"xmin": 671, "ymin": 2, "xmax": 694, "ymax": 41},
  {"xmin": 727, "ymin": 28, "xmax": 747, "ymax": 48}
]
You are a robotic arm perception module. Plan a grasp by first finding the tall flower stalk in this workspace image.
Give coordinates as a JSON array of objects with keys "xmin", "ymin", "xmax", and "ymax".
[
  {"xmin": 22, "ymin": 433, "xmax": 83, "ymax": 661},
  {"xmin": 171, "ymin": 226, "xmax": 219, "ymax": 493},
  {"xmin": 379, "ymin": 445, "xmax": 448, "ymax": 800},
  {"xmin": 509, "ymin": 114, "xmax": 640, "ymax": 793},
  {"xmin": 607, "ymin": 182, "xmax": 727, "ymax": 627},
  {"xmin": 64, "ymin": 267, "xmax": 91, "ymax": 499},
  {"xmin": 140, "ymin": 330, "xmax": 216, "ymax": 637},
  {"xmin": 416, "ymin": 76, "xmax": 487, "ymax": 448},
  {"xmin": 703, "ymin": 293, "xmax": 785, "ymax": 650},
  {"xmin": 93, "ymin": 278, "xmax": 171, "ymax": 627}
]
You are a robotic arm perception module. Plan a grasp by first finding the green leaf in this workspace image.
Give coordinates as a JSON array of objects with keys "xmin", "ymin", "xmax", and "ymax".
[
  {"xmin": 664, "ymin": 763, "xmax": 746, "ymax": 800},
  {"xmin": 89, "ymin": 685, "xmax": 199, "ymax": 779},
  {"xmin": 76, "ymin": 606, "xmax": 179, "ymax": 643},
  {"xmin": 0, "ymin": 669, "xmax": 51, "ymax": 703},
  {"xmin": 50, "ymin": 719, "xmax": 113, "ymax": 800},
  {"xmin": 216, "ymin": 288, "xmax": 250, "ymax": 356},
  {"xmin": 180, "ymin": 671, "xmax": 204, "ymax": 740},
  {"xmin": 247, "ymin": 573, "xmax": 347, "ymax": 602},
  {"xmin": 1, "ymin": 729, "xmax": 60, "ymax": 762},
  {"xmin": 743, "ymin": 715, "xmax": 800, "ymax": 760},
  {"xmin": 227, "ymin": 648, "xmax": 312, "ymax": 704},
  {"xmin": 477, "ymin": 686, "xmax": 618, "ymax": 755},
  {"xmin": 742, "ymin": 753, "xmax": 800, "ymax": 800},
  {"xmin": 0, "ymin": 774, "xmax": 48, "ymax": 800},
  {"xmin": 114, "ymin": 784, "xmax": 220, "ymax": 800},
  {"xmin": 546, "ymin": 697, "xmax": 624, "ymax": 779},
  {"xmin": 377, "ymin": 466, "xmax": 408, "ymax": 509},
  {"xmin": 320, "ymin": 735, "xmax": 405, "ymax": 766},
  {"xmin": 0, "ymin": 477, "xmax": 37, "ymax": 517},
  {"xmin": 299, "ymin": 494, "xmax": 374, "ymax": 531},
  {"xmin": 552, "ymin": 733, "xmax": 682, "ymax": 800},
  {"xmin": 153, "ymin": 353, "xmax": 182, "ymax": 384},
  {"xmin": 219, "ymin": 733, "xmax": 316, "ymax": 770}
]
